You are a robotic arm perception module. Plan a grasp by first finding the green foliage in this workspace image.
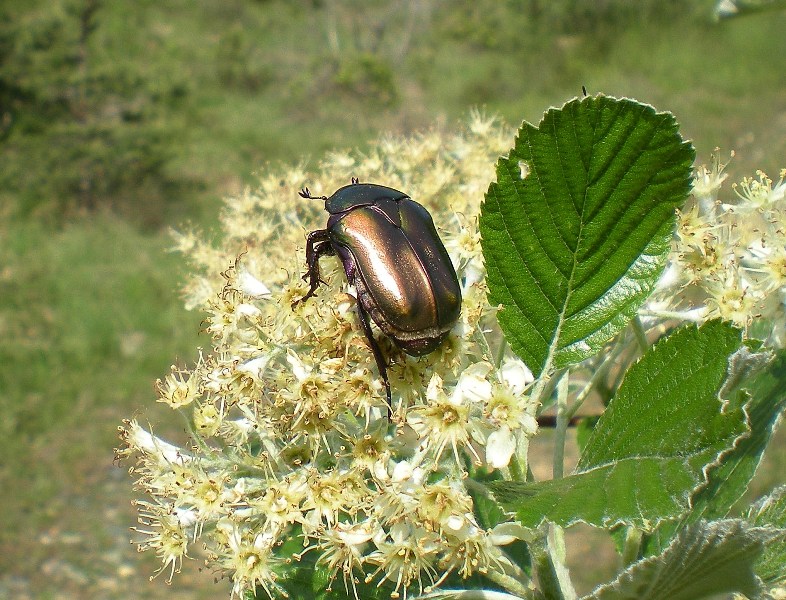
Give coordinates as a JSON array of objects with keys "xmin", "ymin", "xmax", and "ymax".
[
  {"xmin": 747, "ymin": 485, "xmax": 786, "ymax": 585},
  {"xmin": 480, "ymin": 97, "xmax": 785, "ymax": 598},
  {"xmin": 3, "ymin": 0, "xmax": 786, "ymax": 227},
  {"xmin": 480, "ymin": 96, "xmax": 695, "ymax": 378},
  {"xmin": 215, "ymin": 26, "xmax": 274, "ymax": 93},
  {"xmin": 443, "ymin": 0, "xmax": 700, "ymax": 53},
  {"xmin": 490, "ymin": 321, "xmax": 746, "ymax": 528},
  {"xmin": 644, "ymin": 349, "xmax": 786, "ymax": 553},
  {"xmin": 332, "ymin": 52, "xmax": 398, "ymax": 106},
  {"xmin": 577, "ymin": 321, "xmax": 742, "ymax": 471},
  {"xmin": 0, "ymin": 0, "xmax": 195, "ymax": 225},
  {"xmin": 0, "ymin": 216, "xmax": 201, "ymax": 540},
  {"xmin": 585, "ymin": 520, "xmax": 773, "ymax": 600}
]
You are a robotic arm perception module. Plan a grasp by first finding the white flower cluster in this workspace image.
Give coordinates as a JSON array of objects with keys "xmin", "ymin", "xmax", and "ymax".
[
  {"xmin": 119, "ymin": 113, "xmax": 539, "ymax": 599},
  {"xmin": 649, "ymin": 153, "xmax": 786, "ymax": 347}
]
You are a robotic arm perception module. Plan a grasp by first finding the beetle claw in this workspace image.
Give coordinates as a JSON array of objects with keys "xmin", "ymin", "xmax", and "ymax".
[{"xmin": 291, "ymin": 286, "xmax": 320, "ymax": 308}]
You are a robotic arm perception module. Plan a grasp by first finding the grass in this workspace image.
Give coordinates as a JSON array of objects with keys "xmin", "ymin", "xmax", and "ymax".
[
  {"xmin": 0, "ymin": 215, "xmax": 203, "ymax": 594},
  {"xmin": 2, "ymin": 1, "xmax": 786, "ymax": 597}
]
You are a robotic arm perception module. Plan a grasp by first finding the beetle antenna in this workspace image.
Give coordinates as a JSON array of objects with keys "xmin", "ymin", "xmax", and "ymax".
[{"xmin": 298, "ymin": 187, "xmax": 328, "ymax": 201}]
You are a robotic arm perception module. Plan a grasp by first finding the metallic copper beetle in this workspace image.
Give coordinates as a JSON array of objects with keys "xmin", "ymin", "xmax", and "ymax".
[{"xmin": 295, "ymin": 179, "xmax": 462, "ymax": 408}]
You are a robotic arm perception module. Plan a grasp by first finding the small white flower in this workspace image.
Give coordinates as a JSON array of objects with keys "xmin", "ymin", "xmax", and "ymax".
[
  {"xmin": 236, "ymin": 355, "xmax": 271, "ymax": 379},
  {"xmin": 236, "ymin": 302, "xmax": 262, "ymax": 318},
  {"xmin": 285, "ymin": 349, "xmax": 311, "ymax": 381},
  {"xmin": 238, "ymin": 267, "xmax": 271, "ymax": 298},
  {"xmin": 445, "ymin": 514, "xmax": 467, "ymax": 532},
  {"xmin": 453, "ymin": 362, "xmax": 493, "ymax": 403},
  {"xmin": 498, "ymin": 357, "xmax": 533, "ymax": 393},
  {"xmin": 173, "ymin": 507, "xmax": 199, "ymax": 528},
  {"xmin": 126, "ymin": 421, "xmax": 192, "ymax": 465},
  {"xmin": 390, "ymin": 459, "xmax": 425, "ymax": 487},
  {"xmin": 489, "ymin": 522, "xmax": 536, "ymax": 545},
  {"xmin": 486, "ymin": 426, "xmax": 517, "ymax": 469},
  {"xmin": 692, "ymin": 151, "xmax": 731, "ymax": 203},
  {"xmin": 335, "ymin": 520, "xmax": 375, "ymax": 546}
]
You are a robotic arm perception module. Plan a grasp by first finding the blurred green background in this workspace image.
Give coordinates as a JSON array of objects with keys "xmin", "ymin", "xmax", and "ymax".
[{"xmin": 2, "ymin": 1, "xmax": 785, "ymax": 598}]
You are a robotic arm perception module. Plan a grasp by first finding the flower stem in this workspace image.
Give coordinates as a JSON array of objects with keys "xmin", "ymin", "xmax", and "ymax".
[
  {"xmin": 552, "ymin": 372, "xmax": 570, "ymax": 480},
  {"xmin": 530, "ymin": 525, "xmax": 577, "ymax": 600},
  {"xmin": 484, "ymin": 566, "xmax": 537, "ymax": 599},
  {"xmin": 631, "ymin": 316, "xmax": 649, "ymax": 354}
]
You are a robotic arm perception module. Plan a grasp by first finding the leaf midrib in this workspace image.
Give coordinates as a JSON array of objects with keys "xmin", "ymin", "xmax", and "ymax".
[{"xmin": 536, "ymin": 110, "xmax": 590, "ymax": 380}]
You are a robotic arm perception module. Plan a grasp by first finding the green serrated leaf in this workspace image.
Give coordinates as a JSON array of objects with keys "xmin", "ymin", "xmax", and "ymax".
[
  {"xmin": 695, "ymin": 349, "xmax": 786, "ymax": 518},
  {"xmin": 578, "ymin": 321, "xmax": 742, "ymax": 469},
  {"xmin": 747, "ymin": 485, "xmax": 786, "ymax": 586},
  {"xmin": 644, "ymin": 349, "xmax": 786, "ymax": 555},
  {"xmin": 583, "ymin": 520, "xmax": 773, "ymax": 600},
  {"xmin": 490, "ymin": 321, "xmax": 746, "ymax": 529},
  {"xmin": 490, "ymin": 456, "xmax": 697, "ymax": 529},
  {"xmin": 480, "ymin": 95, "xmax": 694, "ymax": 378}
]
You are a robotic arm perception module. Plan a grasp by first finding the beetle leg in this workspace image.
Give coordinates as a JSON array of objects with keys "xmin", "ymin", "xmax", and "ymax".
[
  {"xmin": 293, "ymin": 230, "xmax": 334, "ymax": 305},
  {"xmin": 355, "ymin": 301, "xmax": 393, "ymax": 418},
  {"xmin": 298, "ymin": 187, "xmax": 328, "ymax": 201}
]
